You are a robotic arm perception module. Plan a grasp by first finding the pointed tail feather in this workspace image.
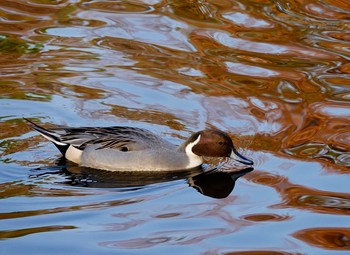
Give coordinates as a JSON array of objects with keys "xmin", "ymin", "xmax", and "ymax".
[{"xmin": 24, "ymin": 118, "xmax": 69, "ymax": 155}]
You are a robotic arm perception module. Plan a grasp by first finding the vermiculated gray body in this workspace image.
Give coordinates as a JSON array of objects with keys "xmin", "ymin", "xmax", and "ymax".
[{"xmin": 81, "ymin": 144, "xmax": 193, "ymax": 171}]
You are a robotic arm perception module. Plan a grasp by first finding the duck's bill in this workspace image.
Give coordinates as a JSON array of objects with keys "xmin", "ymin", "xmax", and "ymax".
[{"xmin": 230, "ymin": 149, "xmax": 254, "ymax": 166}]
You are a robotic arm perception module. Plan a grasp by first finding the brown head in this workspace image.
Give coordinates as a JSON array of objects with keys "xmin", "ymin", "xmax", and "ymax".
[{"xmin": 184, "ymin": 129, "xmax": 253, "ymax": 165}]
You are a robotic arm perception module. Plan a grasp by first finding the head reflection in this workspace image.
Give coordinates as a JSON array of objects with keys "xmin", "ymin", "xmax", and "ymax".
[{"xmin": 188, "ymin": 167, "xmax": 253, "ymax": 198}]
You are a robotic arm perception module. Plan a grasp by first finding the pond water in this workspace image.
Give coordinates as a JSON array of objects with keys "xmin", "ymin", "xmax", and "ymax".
[{"xmin": 1, "ymin": 0, "xmax": 350, "ymax": 254}]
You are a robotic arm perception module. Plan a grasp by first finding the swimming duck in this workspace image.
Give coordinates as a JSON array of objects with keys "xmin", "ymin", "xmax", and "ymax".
[{"xmin": 25, "ymin": 119, "xmax": 253, "ymax": 171}]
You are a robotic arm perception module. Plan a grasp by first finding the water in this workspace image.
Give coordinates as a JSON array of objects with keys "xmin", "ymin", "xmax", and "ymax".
[{"xmin": 1, "ymin": 0, "xmax": 350, "ymax": 254}]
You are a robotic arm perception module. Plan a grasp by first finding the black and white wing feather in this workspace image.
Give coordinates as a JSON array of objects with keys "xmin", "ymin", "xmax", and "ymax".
[{"xmin": 25, "ymin": 119, "xmax": 172, "ymax": 155}]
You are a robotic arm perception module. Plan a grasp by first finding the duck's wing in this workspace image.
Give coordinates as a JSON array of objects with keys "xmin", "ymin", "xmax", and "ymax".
[
  {"xmin": 61, "ymin": 126, "xmax": 170, "ymax": 151},
  {"xmin": 25, "ymin": 119, "xmax": 172, "ymax": 155}
]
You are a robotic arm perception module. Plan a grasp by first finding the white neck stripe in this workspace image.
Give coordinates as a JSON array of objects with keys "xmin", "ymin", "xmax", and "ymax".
[{"xmin": 185, "ymin": 135, "xmax": 203, "ymax": 168}]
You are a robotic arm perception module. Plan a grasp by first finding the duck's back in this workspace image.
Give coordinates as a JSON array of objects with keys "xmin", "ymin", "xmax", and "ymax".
[{"xmin": 58, "ymin": 126, "xmax": 172, "ymax": 151}]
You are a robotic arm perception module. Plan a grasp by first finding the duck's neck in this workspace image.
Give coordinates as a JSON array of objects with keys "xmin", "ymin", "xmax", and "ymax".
[{"xmin": 178, "ymin": 139, "xmax": 203, "ymax": 169}]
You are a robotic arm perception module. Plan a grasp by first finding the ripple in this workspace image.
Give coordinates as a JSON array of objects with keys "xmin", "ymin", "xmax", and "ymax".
[
  {"xmin": 223, "ymin": 12, "xmax": 275, "ymax": 28},
  {"xmin": 293, "ymin": 228, "xmax": 350, "ymax": 250},
  {"xmin": 311, "ymin": 102, "xmax": 350, "ymax": 118},
  {"xmin": 100, "ymin": 228, "xmax": 227, "ymax": 248},
  {"xmin": 336, "ymin": 153, "xmax": 350, "ymax": 167},
  {"xmin": 81, "ymin": 0, "xmax": 154, "ymax": 13},
  {"xmin": 284, "ymin": 143, "xmax": 328, "ymax": 158},
  {"xmin": 93, "ymin": 36, "xmax": 154, "ymax": 53},
  {"xmin": 100, "ymin": 237, "xmax": 172, "ymax": 249},
  {"xmin": 0, "ymin": 35, "xmax": 42, "ymax": 54},
  {"xmin": 329, "ymin": 132, "xmax": 350, "ymax": 151},
  {"xmin": 196, "ymin": 30, "xmax": 337, "ymax": 59},
  {"xmin": 225, "ymin": 62, "xmax": 278, "ymax": 78},
  {"xmin": 61, "ymin": 66, "xmax": 103, "ymax": 72},
  {"xmin": 221, "ymin": 250, "xmax": 297, "ymax": 255},
  {"xmin": 339, "ymin": 63, "xmax": 350, "ymax": 74},
  {"xmin": 284, "ymin": 141, "xmax": 350, "ymax": 167},
  {"xmin": 0, "ymin": 0, "xmax": 62, "ymax": 18},
  {"xmin": 39, "ymin": 27, "xmax": 89, "ymax": 38},
  {"xmin": 313, "ymin": 75, "xmax": 350, "ymax": 102},
  {"xmin": 299, "ymin": 195, "xmax": 350, "ymax": 211},
  {"xmin": 169, "ymin": 0, "xmax": 221, "ymax": 23},
  {"xmin": 0, "ymin": 225, "xmax": 76, "ymax": 239},
  {"xmin": 59, "ymin": 18, "xmax": 106, "ymax": 27},
  {"xmin": 303, "ymin": 2, "xmax": 350, "ymax": 20},
  {"xmin": 241, "ymin": 213, "xmax": 291, "ymax": 222},
  {"xmin": 92, "ymin": 15, "xmax": 196, "ymax": 52},
  {"xmin": 327, "ymin": 32, "xmax": 350, "ymax": 42},
  {"xmin": 276, "ymin": 80, "xmax": 303, "ymax": 103},
  {"xmin": 268, "ymin": 0, "xmax": 348, "ymax": 28},
  {"xmin": 248, "ymin": 172, "xmax": 286, "ymax": 186}
]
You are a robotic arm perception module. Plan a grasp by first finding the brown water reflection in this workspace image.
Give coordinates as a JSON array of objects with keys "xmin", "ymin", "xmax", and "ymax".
[
  {"xmin": 293, "ymin": 228, "xmax": 350, "ymax": 250},
  {"xmin": 247, "ymin": 170, "xmax": 350, "ymax": 215},
  {"xmin": 1, "ymin": 0, "xmax": 350, "ymax": 254}
]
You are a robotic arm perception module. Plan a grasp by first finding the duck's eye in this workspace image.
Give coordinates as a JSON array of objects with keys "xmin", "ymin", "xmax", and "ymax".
[
  {"xmin": 120, "ymin": 146, "xmax": 129, "ymax": 152},
  {"xmin": 219, "ymin": 141, "xmax": 223, "ymax": 145}
]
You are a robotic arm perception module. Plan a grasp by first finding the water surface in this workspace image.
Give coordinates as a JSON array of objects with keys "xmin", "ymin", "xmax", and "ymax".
[{"xmin": 1, "ymin": 0, "xmax": 350, "ymax": 254}]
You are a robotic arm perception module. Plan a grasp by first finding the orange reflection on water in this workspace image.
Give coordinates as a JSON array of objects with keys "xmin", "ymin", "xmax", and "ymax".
[
  {"xmin": 247, "ymin": 170, "xmax": 350, "ymax": 216},
  {"xmin": 1, "ymin": 0, "xmax": 350, "ymax": 254},
  {"xmin": 293, "ymin": 228, "xmax": 350, "ymax": 250}
]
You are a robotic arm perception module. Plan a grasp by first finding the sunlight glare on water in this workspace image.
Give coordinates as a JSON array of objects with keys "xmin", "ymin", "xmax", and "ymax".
[{"xmin": 1, "ymin": 0, "xmax": 350, "ymax": 254}]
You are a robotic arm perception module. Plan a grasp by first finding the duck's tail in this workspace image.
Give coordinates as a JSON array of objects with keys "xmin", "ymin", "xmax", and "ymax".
[{"xmin": 24, "ymin": 118, "xmax": 69, "ymax": 155}]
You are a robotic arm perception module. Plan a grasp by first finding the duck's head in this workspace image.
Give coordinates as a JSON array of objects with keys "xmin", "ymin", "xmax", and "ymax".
[{"xmin": 185, "ymin": 129, "xmax": 253, "ymax": 166}]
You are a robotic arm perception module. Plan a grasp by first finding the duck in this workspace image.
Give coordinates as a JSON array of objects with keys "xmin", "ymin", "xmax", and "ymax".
[{"xmin": 25, "ymin": 119, "xmax": 253, "ymax": 171}]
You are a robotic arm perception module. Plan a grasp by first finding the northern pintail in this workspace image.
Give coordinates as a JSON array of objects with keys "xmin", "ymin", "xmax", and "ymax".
[{"xmin": 25, "ymin": 119, "xmax": 253, "ymax": 171}]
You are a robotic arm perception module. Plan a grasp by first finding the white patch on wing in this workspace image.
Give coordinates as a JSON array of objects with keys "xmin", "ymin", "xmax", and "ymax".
[
  {"xmin": 185, "ymin": 134, "xmax": 203, "ymax": 169},
  {"xmin": 65, "ymin": 145, "xmax": 82, "ymax": 164}
]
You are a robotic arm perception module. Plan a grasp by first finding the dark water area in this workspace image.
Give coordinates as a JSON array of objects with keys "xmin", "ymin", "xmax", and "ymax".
[{"xmin": 1, "ymin": 0, "xmax": 350, "ymax": 254}]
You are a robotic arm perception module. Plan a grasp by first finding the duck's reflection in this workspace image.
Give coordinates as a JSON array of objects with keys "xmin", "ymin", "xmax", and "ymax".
[
  {"xmin": 32, "ymin": 158, "xmax": 253, "ymax": 199},
  {"xmin": 188, "ymin": 167, "xmax": 253, "ymax": 198}
]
